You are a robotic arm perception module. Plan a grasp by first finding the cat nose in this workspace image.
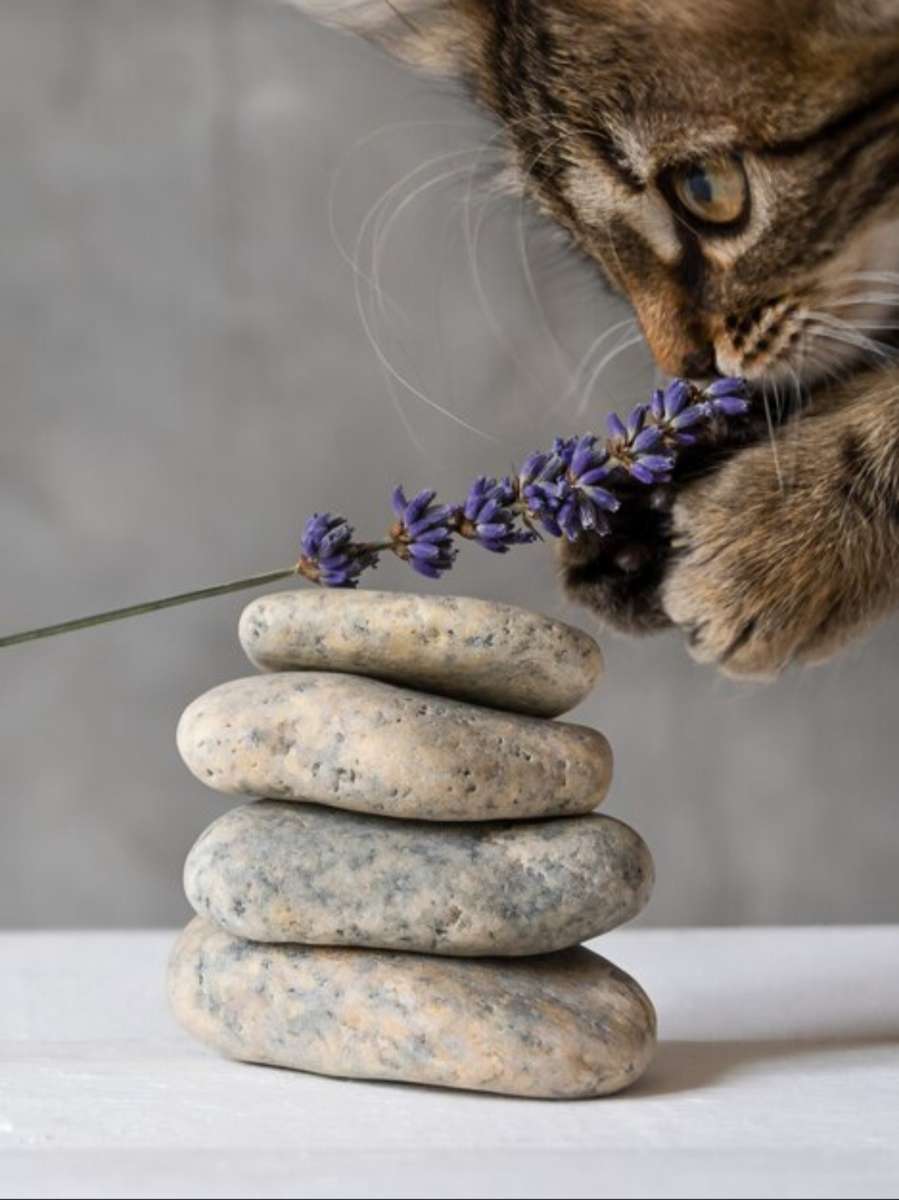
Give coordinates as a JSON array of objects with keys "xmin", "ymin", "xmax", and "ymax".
[{"xmin": 680, "ymin": 344, "xmax": 717, "ymax": 379}]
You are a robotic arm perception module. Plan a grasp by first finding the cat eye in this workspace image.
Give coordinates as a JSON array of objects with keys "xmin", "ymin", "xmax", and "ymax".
[{"xmin": 670, "ymin": 155, "xmax": 748, "ymax": 227}]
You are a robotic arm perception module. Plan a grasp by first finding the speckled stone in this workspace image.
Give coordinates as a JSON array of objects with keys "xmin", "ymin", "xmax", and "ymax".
[
  {"xmin": 168, "ymin": 918, "xmax": 656, "ymax": 1098},
  {"xmin": 239, "ymin": 591, "xmax": 603, "ymax": 718},
  {"xmin": 183, "ymin": 801, "xmax": 654, "ymax": 956},
  {"xmin": 177, "ymin": 672, "xmax": 612, "ymax": 821}
]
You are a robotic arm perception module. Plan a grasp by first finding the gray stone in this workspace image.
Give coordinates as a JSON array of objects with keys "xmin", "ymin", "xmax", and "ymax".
[
  {"xmin": 184, "ymin": 801, "xmax": 654, "ymax": 956},
  {"xmin": 168, "ymin": 918, "xmax": 657, "ymax": 1098},
  {"xmin": 177, "ymin": 672, "xmax": 612, "ymax": 821},
  {"xmin": 239, "ymin": 590, "xmax": 603, "ymax": 717}
]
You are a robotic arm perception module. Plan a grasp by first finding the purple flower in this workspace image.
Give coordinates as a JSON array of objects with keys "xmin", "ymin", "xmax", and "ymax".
[
  {"xmin": 527, "ymin": 438, "xmax": 592, "ymax": 541},
  {"xmin": 299, "ymin": 512, "xmax": 375, "ymax": 587},
  {"xmin": 647, "ymin": 377, "xmax": 748, "ymax": 454},
  {"xmin": 647, "ymin": 378, "xmax": 713, "ymax": 446},
  {"xmin": 520, "ymin": 485, "xmax": 564, "ymax": 538},
  {"xmin": 520, "ymin": 434, "xmax": 621, "ymax": 541},
  {"xmin": 607, "ymin": 404, "xmax": 648, "ymax": 443},
  {"xmin": 565, "ymin": 434, "xmax": 619, "ymax": 535},
  {"xmin": 459, "ymin": 476, "xmax": 537, "ymax": 553},
  {"xmin": 518, "ymin": 451, "xmax": 551, "ymax": 489},
  {"xmin": 519, "ymin": 446, "xmax": 569, "ymax": 538},
  {"xmin": 703, "ymin": 376, "xmax": 750, "ymax": 417},
  {"xmin": 629, "ymin": 377, "xmax": 745, "ymax": 471},
  {"xmin": 627, "ymin": 453, "xmax": 675, "ymax": 485},
  {"xmin": 606, "ymin": 411, "xmax": 628, "ymax": 441},
  {"xmin": 654, "ymin": 379, "xmax": 693, "ymax": 420},
  {"xmin": 606, "ymin": 397, "xmax": 676, "ymax": 484},
  {"xmin": 390, "ymin": 486, "xmax": 459, "ymax": 579}
]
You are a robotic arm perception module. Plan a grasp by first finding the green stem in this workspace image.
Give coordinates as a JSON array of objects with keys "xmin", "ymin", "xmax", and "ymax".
[{"xmin": 0, "ymin": 566, "xmax": 300, "ymax": 649}]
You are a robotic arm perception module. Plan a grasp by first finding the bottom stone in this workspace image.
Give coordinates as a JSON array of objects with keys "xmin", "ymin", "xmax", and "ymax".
[{"xmin": 168, "ymin": 918, "xmax": 656, "ymax": 1099}]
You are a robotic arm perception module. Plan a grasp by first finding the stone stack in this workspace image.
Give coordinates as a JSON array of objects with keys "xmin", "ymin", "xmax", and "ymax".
[{"xmin": 168, "ymin": 591, "xmax": 657, "ymax": 1099}]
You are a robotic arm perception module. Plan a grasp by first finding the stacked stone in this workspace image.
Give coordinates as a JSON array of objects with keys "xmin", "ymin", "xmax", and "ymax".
[{"xmin": 168, "ymin": 590, "xmax": 657, "ymax": 1099}]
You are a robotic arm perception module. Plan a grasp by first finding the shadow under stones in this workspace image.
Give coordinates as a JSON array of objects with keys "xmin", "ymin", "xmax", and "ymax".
[{"xmin": 630, "ymin": 1031, "xmax": 899, "ymax": 1098}]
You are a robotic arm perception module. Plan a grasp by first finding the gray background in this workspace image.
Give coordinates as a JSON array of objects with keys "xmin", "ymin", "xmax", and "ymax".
[{"xmin": 2, "ymin": 0, "xmax": 896, "ymax": 929}]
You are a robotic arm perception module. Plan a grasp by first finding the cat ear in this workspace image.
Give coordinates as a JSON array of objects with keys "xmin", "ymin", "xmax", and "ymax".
[{"xmin": 282, "ymin": 1, "xmax": 486, "ymax": 74}]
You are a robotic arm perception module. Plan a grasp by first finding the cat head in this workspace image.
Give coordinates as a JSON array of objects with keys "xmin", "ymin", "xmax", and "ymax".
[{"xmin": 287, "ymin": 0, "xmax": 899, "ymax": 384}]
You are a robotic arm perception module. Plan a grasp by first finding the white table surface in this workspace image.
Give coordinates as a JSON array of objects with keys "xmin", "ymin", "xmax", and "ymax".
[{"xmin": 2, "ymin": 927, "xmax": 898, "ymax": 1200}]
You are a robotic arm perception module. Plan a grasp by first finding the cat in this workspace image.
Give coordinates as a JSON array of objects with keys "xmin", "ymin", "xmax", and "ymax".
[{"xmin": 280, "ymin": 0, "xmax": 899, "ymax": 679}]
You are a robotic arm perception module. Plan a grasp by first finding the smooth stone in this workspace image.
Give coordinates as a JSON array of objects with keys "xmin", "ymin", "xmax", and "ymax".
[
  {"xmin": 177, "ymin": 672, "xmax": 612, "ymax": 821},
  {"xmin": 184, "ymin": 801, "xmax": 654, "ymax": 956},
  {"xmin": 168, "ymin": 918, "xmax": 657, "ymax": 1099},
  {"xmin": 239, "ymin": 590, "xmax": 603, "ymax": 718}
]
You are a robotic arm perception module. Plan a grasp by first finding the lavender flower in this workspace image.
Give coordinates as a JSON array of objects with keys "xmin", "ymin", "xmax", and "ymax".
[
  {"xmin": 297, "ymin": 513, "xmax": 375, "ymax": 588},
  {"xmin": 458, "ymin": 476, "xmax": 536, "ymax": 553},
  {"xmin": 522, "ymin": 437, "xmax": 619, "ymax": 541},
  {"xmin": 565, "ymin": 434, "xmax": 620, "ymax": 536},
  {"xmin": 702, "ymin": 376, "xmax": 751, "ymax": 417},
  {"xmin": 518, "ymin": 449, "xmax": 567, "ymax": 538},
  {"xmin": 606, "ymin": 404, "xmax": 675, "ymax": 485},
  {"xmin": 390, "ymin": 487, "xmax": 459, "ymax": 579},
  {"xmin": 648, "ymin": 379, "xmax": 705, "ymax": 446}
]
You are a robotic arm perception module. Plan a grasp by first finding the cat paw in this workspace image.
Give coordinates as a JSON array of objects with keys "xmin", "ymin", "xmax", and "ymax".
[
  {"xmin": 559, "ymin": 502, "xmax": 673, "ymax": 634},
  {"xmin": 661, "ymin": 445, "xmax": 855, "ymax": 679}
]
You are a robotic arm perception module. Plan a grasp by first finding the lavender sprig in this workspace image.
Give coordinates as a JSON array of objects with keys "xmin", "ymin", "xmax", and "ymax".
[
  {"xmin": 458, "ymin": 477, "xmax": 538, "ymax": 553},
  {"xmin": 389, "ymin": 487, "xmax": 459, "ymax": 580},
  {"xmin": 297, "ymin": 513, "xmax": 375, "ymax": 587},
  {"xmin": 0, "ymin": 377, "xmax": 749, "ymax": 646},
  {"xmin": 296, "ymin": 376, "xmax": 749, "ymax": 589}
]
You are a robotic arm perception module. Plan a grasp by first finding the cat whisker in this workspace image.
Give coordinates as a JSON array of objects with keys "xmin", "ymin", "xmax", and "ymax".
[
  {"xmin": 594, "ymin": 224, "xmax": 630, "ymax": 308},
  {"xmin": 829, "ymin": 269, "xmax": 899, "ymax": 288},
  {"xmin": 514, "ymin": 176, "xmax": 577, "ymax": 392},
  {"xmin": 843, "ymin": 322, "xmax": 899, "ymax": 337},
  {"xmin": 339, "ymin": 115, "xmax": 561, "ymax": 449},
  {"xmin": 328, "ymin": 116, "xmax": 495, "ymax": 254},
  {"xmin": 338, "ymin": 152, "xmax": 471, "ymax": 337},
  {"xmin": 781, "ymin": 358, "xmax": 807, "ymax": 489},
  {"xmin": 760, "ymin": 378, "xmax": 785, "ymax": 491},
  {"xmin": 370, "ymin": 153, "xmax": 489, "ymax": 331},
  {"xmin": 794, "ymin": 310, "xmax": 882, "ymax": 391},
  {"xmin": 823, "ymin": 292, "xmax": 899, "ymax": 312},
  {"xmin": 806, "ymin": 326, "xmax": 893, "ymax": 368},
  {"xmin": 368, "ymin": 159, "xmax": 500, "ymax": 447},
  {"xmin": 546, "ymin": 316, "xmax": 637, "ymax": 423},
  {"xmin": 370, "ymin": 156, "xmax": 484, "ymax": 321},
  {"xmin": 461, "ymin": 121, "xmax": 561, "ymax": 398},
  {"xmin": 330, "ymin": 121, "xmax": 495, "ymax": 305},
  {"xmin": 350, "ymin": 159, "xmax": 459, "ymax": 453},
  {"xmin": 349, "ymin": 149, "xmax": 503, "ymax": 445},
  {"xmin": 577, "ymin": 327, "xmax": 646, "ymax": 416},
  {"xmin": 803, "ymin": 311, "xmax": 897, "ymax": 360}
]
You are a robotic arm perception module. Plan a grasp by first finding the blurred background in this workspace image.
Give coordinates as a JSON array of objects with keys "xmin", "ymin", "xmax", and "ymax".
[{"xmin": 2, "ymin": 0, "xmax": 897, "ymax": 929}]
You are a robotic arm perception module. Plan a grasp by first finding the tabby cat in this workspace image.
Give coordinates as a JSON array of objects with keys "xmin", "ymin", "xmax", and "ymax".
[{"xmin": 283, "ymin": 0, "xmax": 899, "ymax": 678}]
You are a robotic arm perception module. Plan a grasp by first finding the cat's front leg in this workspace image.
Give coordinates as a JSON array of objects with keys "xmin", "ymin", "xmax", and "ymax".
[{"xmin": 663, "ymin": 374, "xmax": 899, "ymax": 679}]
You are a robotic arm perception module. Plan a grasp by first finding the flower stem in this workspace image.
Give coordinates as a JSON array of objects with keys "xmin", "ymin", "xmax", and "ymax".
[{"xmin": 0, "ymin": 566, "xmax": 300, "ymax": 649}]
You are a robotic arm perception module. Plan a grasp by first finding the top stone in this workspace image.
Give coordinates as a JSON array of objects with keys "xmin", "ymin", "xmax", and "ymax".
[{"xmin": 239, "ymin": 590, "xmax": 602, "ymax": 718}]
